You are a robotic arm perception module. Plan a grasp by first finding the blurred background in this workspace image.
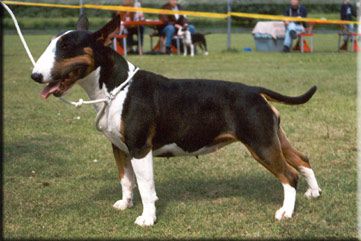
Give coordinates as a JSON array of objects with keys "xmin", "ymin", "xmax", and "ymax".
[{"xmin": 3, "ymin": 0, "xmax": 356, "ymax": 33}]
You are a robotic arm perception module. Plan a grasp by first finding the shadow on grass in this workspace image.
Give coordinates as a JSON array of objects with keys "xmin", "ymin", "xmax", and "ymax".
[
  {"xmin": 4, "ymin": 135, "xmax": 282, "ymax": 218},
  {"xmin": 4, "ymin": 134, "xmax": 80, "ymax": 176},
  {"xmin": 94, "ymin": 172, "xmax": 281, "ymax": 218}
]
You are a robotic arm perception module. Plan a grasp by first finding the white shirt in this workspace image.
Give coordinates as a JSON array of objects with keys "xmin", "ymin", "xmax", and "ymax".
[{"xmin": 172, "ymin": 5, "xmax": 180, "ymax": 20}]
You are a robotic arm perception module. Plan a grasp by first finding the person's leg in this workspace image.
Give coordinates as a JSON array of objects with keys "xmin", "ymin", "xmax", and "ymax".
[
  {"xmin": 135, "ymin": 26, "xmax": 144, "ymax": 54},
  {"xmin": 284, "ymin": 22, "xmax": 296, "ymax": 51},
  {"xmin": 341, "ymin": 24, "xmax": 353, "ymax": 50},
  {"xmin": 161, "ymin": 24, "xmax": 175, "ymax": 53},
  {"xmin": 294, "ymin": 24, "xmax": 305, "ymax": 34},
  {"xmin": 139, "ymin": 26, "xmax": 144, "ymax": 46},
  {"xmin": 343, "ymin": 25, "xmax": 349, "ymax": 42},
  {"xmin": 188, "ymin": 24, "xmax": 196, "ymax": 34},
  {"xmin": 126, "ymin": 28, "xmax": 137, "ymax": 53},
  {"xmin": 348, "ymin": 24, "xmax": 355, "ymax": 42}
]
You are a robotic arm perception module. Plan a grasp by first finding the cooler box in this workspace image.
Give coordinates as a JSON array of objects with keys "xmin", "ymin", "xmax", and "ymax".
[{"xmin": 252, "ymin": 21, "xmax": 286, "ymax": 52}]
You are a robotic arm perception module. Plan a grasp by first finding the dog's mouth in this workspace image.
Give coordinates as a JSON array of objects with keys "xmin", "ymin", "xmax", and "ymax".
[
  {"xmin": 41, "ymin": 79, "xmax": 70, "ymax": 99},
  {"xmin": 41, "ymin": 73, "xmax": 78, "ymax": 99},
  {"xmin": 41, "ymin": 66, "xmax": 87, "ymax": 99}
]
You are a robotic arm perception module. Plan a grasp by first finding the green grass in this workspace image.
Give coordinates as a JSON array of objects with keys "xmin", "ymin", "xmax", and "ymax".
[{"xmin": 3, "ymin": 33, "xmax": 357, "ymax": 239}]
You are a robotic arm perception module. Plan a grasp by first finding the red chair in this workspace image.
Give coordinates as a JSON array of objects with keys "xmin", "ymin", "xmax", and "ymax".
[
  {"xmin": 351, "ymin": 32, "xmax": 361, "ymax": 52},
  {"xmin": 293, "ymin": 23, "xmax": 314, "ymax": 53},
  {"xmin": 113, "ymin": 34, "xmax": 128, "ymax": 56},
  {"xmin": 112, "ymin": 21, "xmax": 128, "ymax": 56},
  {"xmin": 338, "ymin": 31, "xmax": 361, "ymax": 52}
]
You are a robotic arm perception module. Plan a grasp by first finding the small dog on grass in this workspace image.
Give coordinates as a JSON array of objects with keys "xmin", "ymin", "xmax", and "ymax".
[{"xmin": 177, "ymin": 24, "xmax": 209, "ymax": 56}]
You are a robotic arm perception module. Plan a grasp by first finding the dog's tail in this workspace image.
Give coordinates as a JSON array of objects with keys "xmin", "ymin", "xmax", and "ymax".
[{"xmin": 256, "ymin": 86, "xmax": 317, "ymax": 105}]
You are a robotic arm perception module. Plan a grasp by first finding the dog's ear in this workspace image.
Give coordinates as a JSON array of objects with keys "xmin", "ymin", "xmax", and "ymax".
[
  {"xmin": 76, "ymin": 13, "xmax": 89, "ymax": 31},
  {"xmin": 91, "ymin": 14, "xmax": 120, "ymax": 45}
]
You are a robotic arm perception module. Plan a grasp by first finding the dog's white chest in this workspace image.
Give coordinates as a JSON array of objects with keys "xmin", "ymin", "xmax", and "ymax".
[{"xmin": 100, "ymin": 86, "xmax": 129, "ymax": 150}]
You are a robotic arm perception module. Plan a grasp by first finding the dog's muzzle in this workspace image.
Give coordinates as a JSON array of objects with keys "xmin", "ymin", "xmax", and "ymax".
[{"xmin": 31, "ymin": 73, "xmax": 43, "ymax": 83}]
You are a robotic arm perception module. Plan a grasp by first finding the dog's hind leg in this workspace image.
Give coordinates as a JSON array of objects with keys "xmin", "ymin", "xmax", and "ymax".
[
  {"xmin": 246, "ymin": 140, "xmax": 299, "ymax": 220},
  {"xmin": 202, "ymin": 37, "xmax": 209, "ymax": 55},
  {"xmin": 239, "ymin": 96, "xmax": 299, "ymax": 220},
  {"xmin": 278, "ymin": 128, "xmax": 321, "ymax": 199},
  {"xmin": 112, "ymin": 144, "xmax": 136, "ymax": 210}
]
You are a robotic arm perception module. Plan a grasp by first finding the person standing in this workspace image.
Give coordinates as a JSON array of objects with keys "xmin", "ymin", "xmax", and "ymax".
[
  {"xmin": 283, "ymin": 0, "xmax": 308, "ymax": 53},
  {"xmin": 340, "ymin": 0, "xmax": 357, "ymax": 51}
]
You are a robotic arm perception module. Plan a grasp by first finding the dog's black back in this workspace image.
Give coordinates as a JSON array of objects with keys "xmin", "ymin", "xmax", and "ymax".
[{"xmin": 192, "ymin": 33, "xmax": 208, "ymax": 52}]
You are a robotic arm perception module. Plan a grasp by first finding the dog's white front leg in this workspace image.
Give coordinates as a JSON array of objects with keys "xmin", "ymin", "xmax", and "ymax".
[
  {"xmin": 113, "ymin": 160, "xmax": 136, "ymax": 210},
  {"xmin": 131, "ymin": 151, "xmax": 158, "ymax": 227},
  {"xmin": 190, "ymin": 44, "xmax": 195, "ymax": 57}
]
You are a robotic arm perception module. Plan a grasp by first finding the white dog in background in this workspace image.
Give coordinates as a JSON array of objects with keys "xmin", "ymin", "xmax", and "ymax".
[{"xmin": 177, "ymin": 24, "xmax": 195, "ymax": 57}]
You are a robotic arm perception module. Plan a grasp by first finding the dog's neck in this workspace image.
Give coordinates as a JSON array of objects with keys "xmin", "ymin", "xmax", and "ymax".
[
  {"xmin": 77, "ymin": 47, "xmax": 136, "ymax": 112},
  {"xmin": 94, "ymin": 46, "xmax": 131, "ymax": 91}
]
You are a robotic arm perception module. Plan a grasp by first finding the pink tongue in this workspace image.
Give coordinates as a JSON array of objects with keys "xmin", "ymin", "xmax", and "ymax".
[{"xmin": 41, "ymin": 82, "xmax": 61, "ymax": 99}]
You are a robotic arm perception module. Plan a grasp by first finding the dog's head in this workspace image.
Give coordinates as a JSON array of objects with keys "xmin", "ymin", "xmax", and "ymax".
[
  {"xmin": 31, "ymin": 14, "xmax": 120, "ymax": 99},
  {"xmin": 177, "ymin": 24, "xmax": 189, "ymax": 36}
]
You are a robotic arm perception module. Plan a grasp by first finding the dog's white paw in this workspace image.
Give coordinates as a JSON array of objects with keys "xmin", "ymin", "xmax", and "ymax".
[
  {"xmin": 204, "ymin": 52, "xmax": 209, "ymax": 56},
  {"xmin": 304, "ymin": 188, "xmax": 322, "ymax": 199},
  {"xmin": 275, "ymin": 207, "xmax": 293, "ymax": 221},
  {"xmin": 134, "ymin": 214, "xmax": 156, "ymax": 227},
  {"xmin": 113, "ymin": 199, "xmax": 133, "ymax": 210}
]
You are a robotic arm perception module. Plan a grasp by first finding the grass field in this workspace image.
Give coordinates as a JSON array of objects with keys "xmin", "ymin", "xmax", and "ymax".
[{"xmin": 3, "ymin": 32, "xmax": 357, "ymax": 239}]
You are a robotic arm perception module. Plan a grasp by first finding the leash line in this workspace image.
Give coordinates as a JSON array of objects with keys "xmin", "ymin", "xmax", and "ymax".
[{"xmin": 1, "ymin": 2, "xmax": 36, "ymax": 66}]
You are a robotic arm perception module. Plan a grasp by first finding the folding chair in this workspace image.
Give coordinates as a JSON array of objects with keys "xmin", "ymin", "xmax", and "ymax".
[
  {"xmin": 113, "ymin": 21, "xmax": 128, "ymax": 56},
  {"xmin": 293, "ymin": 23, "xmax": 314, "ymax": 53},
  {"xmin": 113, "ymin": 34, "xmax": 128, "ymax": 56},
  {"xmin": 338, "ymin": 31, "xmax": 361, "ymax": 52}
]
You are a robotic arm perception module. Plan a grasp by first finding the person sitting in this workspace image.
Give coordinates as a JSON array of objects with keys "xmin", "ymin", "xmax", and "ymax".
[
  {"xmin": 340, "ymin": 0, "xmax": 357, "ymax": 51},
  {"xmin": 283, "ymin": 0, "xmax": 308, "ymax": 53},
  {"xmin": 117, "ymin": 0, "xmax": 145, "ymax": 54},
  {"xmin": 159, "ymin": 0, "xmax": 196, "ymax": 54}
]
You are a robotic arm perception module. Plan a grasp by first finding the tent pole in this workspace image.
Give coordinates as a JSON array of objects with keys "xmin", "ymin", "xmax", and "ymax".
[
  {"xmin": 80, "ymin": 0, "xmax": 84, "ymax": 15},
  {"xmin": 227, "ymin": 0, "xmax": 232, "ymax": 50}
]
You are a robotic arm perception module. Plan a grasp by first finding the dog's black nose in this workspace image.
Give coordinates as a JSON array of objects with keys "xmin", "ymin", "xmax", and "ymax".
[{"xmin": 31, "ymin": 73, "xmax": 43, "ymax": 83}]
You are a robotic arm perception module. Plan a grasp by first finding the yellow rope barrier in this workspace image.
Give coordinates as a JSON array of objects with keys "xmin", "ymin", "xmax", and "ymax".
[{"xmin": 3, "ymin": 0, "xmax": 360, "ymax": 25}]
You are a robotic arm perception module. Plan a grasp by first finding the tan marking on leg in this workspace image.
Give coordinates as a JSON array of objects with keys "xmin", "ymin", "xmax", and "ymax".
[
  {"xmin": 245, "ymin": 126, "xmax": 299, "ymax": 220},
  {"xmin": 146, "ymin": 125, "xmax": 156, "ymax": 148},
  {"xmin": 245, "ymin": 144, "xmax": 280, "ymax": 177},
  {"xmin": 278, "ymin": 128, "xmax": 321, "ymax": 198},
  {"xmin": 278, "ymin": 127, "xmax": 311, "ymax": 170},
  {"xmin": 112, "ymin": 144, "xmax": 128, "ymax": 180},
  {"xmin": 134, "ymin": 125, "xmax": 157, "ymax": 159},
  {"xmin": 246, "ymin": 141, "xmax": 298, "ymax": 187},
  {"xmin": 120, "ymin": 120, "xmax": 126, "ymax": 142}
]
